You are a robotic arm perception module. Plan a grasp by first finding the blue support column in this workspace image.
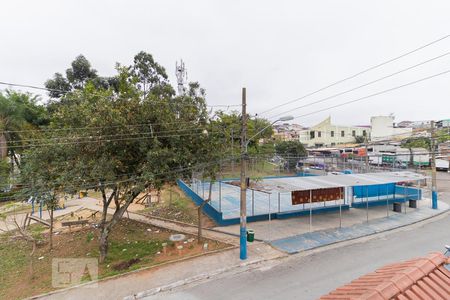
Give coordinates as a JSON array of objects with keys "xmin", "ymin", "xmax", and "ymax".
[
  {"xmin": 240, "ymin": 226, "xmax": 247, "ymax": 260},
  {"xmin": 432, "ymin": 190, "xmax": 438, "ymax": 209}
]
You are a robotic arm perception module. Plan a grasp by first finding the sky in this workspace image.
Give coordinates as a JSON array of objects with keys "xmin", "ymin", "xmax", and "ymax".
[{"xmin": 1, "ymin": 0, "xmax": 449, "ymax": 127}]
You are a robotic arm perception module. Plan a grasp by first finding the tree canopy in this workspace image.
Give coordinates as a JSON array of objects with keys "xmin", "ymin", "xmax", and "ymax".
[
  {"xmin": 275, "ymin": 140, "xmax": 307, "ymax": 169},
  {"xmin": 401, "ymin": 137, "xmax": 431, "ymax": 150},
  {"xmin": 0, "ymin": 90, "xmax": 49, "ymax": 165},
  {"xmin": 21, "ymin": 52, "xmax": 223, "ymax": 261},
  {"xmin": 14, "ymin": 52, "xmax": 275, "ymax": 261}
]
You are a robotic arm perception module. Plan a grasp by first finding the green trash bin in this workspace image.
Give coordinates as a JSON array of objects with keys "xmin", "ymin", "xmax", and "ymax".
[{"xmin": 247, "ymin": 229, "xmax": 255, "ymax": 242}]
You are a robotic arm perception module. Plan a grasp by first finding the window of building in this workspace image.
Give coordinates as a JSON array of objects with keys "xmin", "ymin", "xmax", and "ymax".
[
  {"xmin": 352, "ymin": 130, "xmax": 356, "ymax": 137},
  {"xmin": 363, "ymin": 130, "xmax": 367, "ymax": 136},
  {"xmin": 318, "ymin": 131, "xmax": 322, "ymax": 138},
  {"xmin": 331, "ymin": 143, "xmax": 336, "ymax": 146},
  {"xmin": 310, "ymin": 131, "xmax": 315, "ymax": 139},
  {"xmin": 341, "ymin": 130, "xmax": 345, "ymax": 137},
  {"xmin": 331, "ymin": 131, "xmax": 334, "ymax": 137}
]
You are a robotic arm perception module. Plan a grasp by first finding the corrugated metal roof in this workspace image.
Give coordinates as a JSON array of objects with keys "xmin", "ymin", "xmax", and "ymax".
[
  {"xmin": 320, "ymin": 252, "xmax": 450, "ymax": 300},
  {"xmin": 253, "ymin": 171, "xmax": 426, "ymax": 193}
]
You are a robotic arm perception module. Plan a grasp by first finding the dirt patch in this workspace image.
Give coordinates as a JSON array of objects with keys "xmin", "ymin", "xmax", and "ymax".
[
  {"xmin": 88, "ymin": 186, "xmax": 214, "ymax": 226},
  {"xmin": 0, "ymin": 216, "xmax": 229, "ymax": 300},
  {"xmin": 113, "ymin": 258, "xmax": 141, "ymax": 271},
  {"xmin": 138, "ymin": 186, "xmax": 216, "ymax": 228}
]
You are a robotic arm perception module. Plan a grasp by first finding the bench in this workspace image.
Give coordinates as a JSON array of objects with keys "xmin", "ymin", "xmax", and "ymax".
[
  {"xmin": 61, "ymin": 220, "xmax": 89, "ymax": 231},
  {"xmin": 27, "ymin": 215, "xmax": 51, "ymax": 227}
]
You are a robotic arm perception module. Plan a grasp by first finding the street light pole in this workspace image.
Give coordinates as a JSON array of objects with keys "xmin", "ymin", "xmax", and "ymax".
[
  {"xmin": 431, "ymin": 121, "xmax": 438, "ymax": 209},
  {"xmin": 240, "ymin": 87, "xmax": 248, "ymax": 260},
  {"xmin": 238, "ymin": 89, "xmax": 293, "ymax": 260}
]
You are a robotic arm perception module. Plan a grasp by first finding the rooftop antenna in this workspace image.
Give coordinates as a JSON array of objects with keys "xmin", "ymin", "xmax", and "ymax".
[{"xmin": 175, "ymin": 59, "xmax": 187, "ymax": 96}]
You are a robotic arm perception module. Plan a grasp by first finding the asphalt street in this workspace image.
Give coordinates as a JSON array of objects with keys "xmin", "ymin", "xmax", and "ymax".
[
  {"xmin": 145, "ymin": 212, "xmax": 450, "ymax": 300},
  {"xmin": 144, "ymin": 172, "xmax": 450, "ymax": 300}
]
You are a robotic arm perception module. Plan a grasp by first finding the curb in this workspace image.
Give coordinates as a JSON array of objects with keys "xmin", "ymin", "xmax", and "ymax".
[
  {"xmin": 273, "ymin": 204, "xmax": 450, "ymax": 255},
  {"xmin": 123, "ymin": 255, "xmax": 284, "ymax": 300}
]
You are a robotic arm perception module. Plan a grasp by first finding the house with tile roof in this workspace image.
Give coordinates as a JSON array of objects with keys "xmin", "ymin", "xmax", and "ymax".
[{"xmin": 320, "ymin": 252, "xmax": 450, "ymax": 300}]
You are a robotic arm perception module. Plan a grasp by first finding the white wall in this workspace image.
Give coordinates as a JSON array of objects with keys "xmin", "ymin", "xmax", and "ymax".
[{"xmin": 371, "ymin": 116, "xmax": 412, "ymax": 141}]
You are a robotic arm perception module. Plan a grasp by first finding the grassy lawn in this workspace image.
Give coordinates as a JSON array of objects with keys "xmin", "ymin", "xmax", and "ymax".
[{"xmin": 0, "ymin": 217, "xmax": 229, "ymax": 300}]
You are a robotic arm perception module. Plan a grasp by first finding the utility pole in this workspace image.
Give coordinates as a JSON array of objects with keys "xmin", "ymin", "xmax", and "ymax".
[
  {"xmin": 364, "ymin": 135, "xmax": 369, "ymax": 173},
  {"xmin": 240, "ymin": 87, "xmax": 248, "ymax": 260},
  {"xmin": 431, "ymin": 121, "xmax": 438, "ymax": 209}
]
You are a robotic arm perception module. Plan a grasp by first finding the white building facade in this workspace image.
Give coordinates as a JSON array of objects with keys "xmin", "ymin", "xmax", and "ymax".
[
  {"xmin": 370, "ymin": 116, "xmax": 412, "ymax": 141},
  {"xmin": 299, "ymin": 117, "xmax": 370, "ymax": 147}
]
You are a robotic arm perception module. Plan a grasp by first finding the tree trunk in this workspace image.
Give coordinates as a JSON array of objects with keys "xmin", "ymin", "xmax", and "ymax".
[
  {"xmin": 98, "ymin": 188, "xmax": 139, "ymax": 262},
  {"xmin": 29, "ymin": 240, "xmax": 36, "ymax": 278},
  {"xmin": 12, "ymin": 149, "xmax": 20, "ymax": 170},
  {"xmin": 0, "ymin": 132, "xmax": 7, "ymax": 160},
  {"xmin": 99, "ymin": 226, "xmax": 110, "ymax": 263},
  {"xmin": 49, "ymin": 206, "xmax": 54, "ymax": 249}
]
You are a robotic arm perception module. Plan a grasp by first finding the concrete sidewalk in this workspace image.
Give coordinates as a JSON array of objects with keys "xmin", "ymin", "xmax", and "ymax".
[
  {"xmin": 36, "ymin": 242, "xmax": 284, "ymax": 300},
  {"xmin": 270, "ymin": 200, "xmax": 450, "ymax": 254}
]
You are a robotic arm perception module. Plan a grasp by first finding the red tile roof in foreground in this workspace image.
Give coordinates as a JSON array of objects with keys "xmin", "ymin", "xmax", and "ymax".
[{"xmin": 320, "ymin": 252, "xmax": 450, "ymax": 300}]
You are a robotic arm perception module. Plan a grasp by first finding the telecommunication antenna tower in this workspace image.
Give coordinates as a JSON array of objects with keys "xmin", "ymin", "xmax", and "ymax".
[{"xmin": 175, "ymin": 59, "xmax": 187, "ymax": 96}]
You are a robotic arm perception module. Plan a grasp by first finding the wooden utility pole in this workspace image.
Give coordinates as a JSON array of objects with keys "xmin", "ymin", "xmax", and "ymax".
[
  {"xmin": 430, "ymin": 121, "xmax": 438, "ymax": 209},
  {"xmin": 364, "ymin": 135, "xmax": 369, "ymax": 173},
  {"xmin": 239, "ymin": 87, "xmax": 248, "ymax": 260}
]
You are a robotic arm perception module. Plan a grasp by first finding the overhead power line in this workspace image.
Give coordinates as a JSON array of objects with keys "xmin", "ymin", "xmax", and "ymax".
[
  {"xmin": 292, "ymin": 69, "xmax": 450, "ymax": 120},
  {"xmin": 5, "ymin": 127, "xmax": 213, "ymax": 144},
  {"xmin": 3, "ymin": 130, "xmax": 232, "ymax": 149},
  {"xmin": 267, "ymin": 50, "xmax": 450, "ymax": 120},
  {"xmin": 0, "ymin": 81, "xmax": 240, "ymax": 109},
  {"xmin": 0, "ymin": 81, "xmax": 64, "ymax": 93},
  {"xmin": 3, "ymin": 120, "xmax": 210, "ymax": 134},
  {"xmin": 258, "ymin": 34, "xmax": 450, "ymax": 116},
  {"xmin": 0, "ymin": 156, "xmax": 237, "ymax": 197}
]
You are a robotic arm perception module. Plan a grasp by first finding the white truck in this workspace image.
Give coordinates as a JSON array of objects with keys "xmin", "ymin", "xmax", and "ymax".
[{"xmin": 436, "ymin": 158, "xmax": 449, "ymax": 171}]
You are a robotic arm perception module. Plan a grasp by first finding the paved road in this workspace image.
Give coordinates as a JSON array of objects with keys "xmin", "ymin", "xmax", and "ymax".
[
  {"xmin": 139, "ymin": 172, "xmax": 450, "ymax": 300},
  {"xmin": 145, "ymin": 211, "xmax": 450, "ymax": 300}
]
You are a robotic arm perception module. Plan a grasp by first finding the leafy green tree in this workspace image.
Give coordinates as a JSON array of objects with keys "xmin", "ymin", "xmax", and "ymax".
[
  {"xmin": 0, "ymin": 90, "xmax": 48, "ymax": 171},
  {"xmin": 211, "ymin": 111, "xmax": 274, "ymax": 158},
  {"xmin": 22, "ymin": 53, "xmax": 212, "ymax": 261},
  {"xmin": 45, "ymin": 55, "xmax": 118, "ymax": 99},
  {"xmin": 354, "ymin": 136, "xmax": 366, "ymax": 144},
  {"xmin": 275, "ymin": 140, "xmax": 307, "ymax": 170},
  {"xmin": 401, "ymin": 137, "xmax": 431, "ymax": 150},
  {"xmin": 436, "ymin": 129, "xmax": 450, "ymax": 143},
  {"xmin": 0, "ymin": 158, "xmax": 9, "ymax": 191},
  {"xmin": 131, "ymin": 51, "xmax": 170, "ymax": 98},
  {"xmin": 20, "ymin": 150, "xmax": 59, "ymax": 248}
]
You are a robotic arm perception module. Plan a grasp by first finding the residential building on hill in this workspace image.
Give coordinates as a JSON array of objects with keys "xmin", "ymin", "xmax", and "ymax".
[
  {"xmin": 298, "ymin": 117, "xmax": 370, "ymax": 147},
  {"xmin": 371, "ymin": 115, "xmax": 413, "ymax": 141}
]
